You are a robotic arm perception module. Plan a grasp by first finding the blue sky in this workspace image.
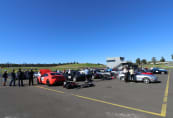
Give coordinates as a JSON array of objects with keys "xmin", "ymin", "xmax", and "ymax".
[{"xmin": 0, "ymin": 0, "xmax": 173, "ymax": 64}]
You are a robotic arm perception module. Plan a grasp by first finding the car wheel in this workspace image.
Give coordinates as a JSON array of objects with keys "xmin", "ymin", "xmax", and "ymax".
[
  {"xmin": 46, "ymin": 80, "xmax": 50, "ymax": 86},
  {"xmin": 73, "ymin": 77, "xmax": 77, "ymax": 82},
  {"xmin": 120, "ymin": 77, "xmax": 125, "ymax": 81},
  {"xmin": 144, "ymin": 78, "xmax": 150, "ymax": 84}
]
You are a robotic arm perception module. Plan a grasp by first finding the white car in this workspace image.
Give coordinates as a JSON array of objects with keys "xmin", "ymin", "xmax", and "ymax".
[{"xmin": 118, "ymin": 71, "xmax": 158, "ymax": 84}]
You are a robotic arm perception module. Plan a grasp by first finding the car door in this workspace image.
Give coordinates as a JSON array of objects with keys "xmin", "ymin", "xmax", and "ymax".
[{"xmin": 136, "ymin": 74, "xmax": 143, "ymax": 81}]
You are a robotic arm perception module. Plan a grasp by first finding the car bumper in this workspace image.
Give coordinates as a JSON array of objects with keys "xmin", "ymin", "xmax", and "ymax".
[
  {"xmin": 150, "ymin": 78, "xmax": 158, "ymax": 82},
  {"xmin": 50, "ymin": 79, "xmax": 65, "ymax": 85}
]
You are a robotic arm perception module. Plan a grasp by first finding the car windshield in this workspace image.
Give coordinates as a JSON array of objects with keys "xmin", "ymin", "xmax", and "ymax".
[{"xmin": 51, "ymin": 73, "xmax": 61, "ymax": 75}]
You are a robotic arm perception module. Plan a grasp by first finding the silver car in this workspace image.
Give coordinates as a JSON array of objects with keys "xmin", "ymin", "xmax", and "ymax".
[{"xmin": 118, "ymin": 71, "xmax": 158, "ymax": 84}]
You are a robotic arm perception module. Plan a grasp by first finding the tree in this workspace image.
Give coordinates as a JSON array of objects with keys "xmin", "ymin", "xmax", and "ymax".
[
  {"xmin": 141, "ymin": 59, "xmax": 147, "ymax": 65},
  {"xmin": 171, "ymin": 54, "xmax": 173, "ymax": 61},
  {"xmin": 136, "ymin": 58, "xmax": 141, "ymax": 65},
  {"xmin": 152, "ymin": 57, "xmax": 156, "ymax": 65},
  {"xmin": 160, "ymin": 56, "xmax": 165, "ymax": 62}
]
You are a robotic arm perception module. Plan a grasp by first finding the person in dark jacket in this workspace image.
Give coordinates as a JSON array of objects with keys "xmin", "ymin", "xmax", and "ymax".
[
  {"xmin": 124, "ymin": 67, "xmax": 130, "ymax": 82},
  {"xmin": 9, "ymin": 69, "xmax": 16, "ymax": 86},
  {"xmin": 25, "ymin": 70, "xmax": 29, "ymax": 80},
  {"xmin": 17, "ymin": 69, "xmax": 24, "ymax": 87},
  {"xmin": 2, "ymin": 71, "xmax": 8, "ymax": 86},
  {"xmin": 29, "ymin": 69, "xmax": 34, "ymax": 86}
]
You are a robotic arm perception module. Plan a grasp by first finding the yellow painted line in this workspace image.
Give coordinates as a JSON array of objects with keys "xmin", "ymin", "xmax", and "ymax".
[
  {"xmin": 36, "ymin": 86, "xmax": 162, "ymax": 116},
  {"xmin": 161, "ymin": 104, "xmax": 167, "ymax": 117},
  {"xmin": 160, "ymin": 71, "xmax": 171, "ymax": 117},
  {"xmin": 72, "ymin": 94, "xmax": 162, "ymax": 117},
  {"xmin": 35, "ymin": 72, "xmax": 172, "ymax": 118},
  {"xmin": 0, "ymin": 86, "xmax": 10, "ymax": 88},
  {"xmin": 163, "ymin": 97, "xmax": 167, "ymax": 103},
  {"xmin": 36, "ymin": 86, "xmax": 65, "ymax": 94}
]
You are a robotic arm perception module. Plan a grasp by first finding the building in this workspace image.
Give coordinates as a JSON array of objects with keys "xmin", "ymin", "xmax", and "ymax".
[{"xmin": 106, "ymin": 57, "xmax": 126, "ymax": 69}]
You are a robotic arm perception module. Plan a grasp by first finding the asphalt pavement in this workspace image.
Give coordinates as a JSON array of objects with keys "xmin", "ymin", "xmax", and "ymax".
[{"xmin": 0, "ymin": 70, "xmax": 173, "ymax": 118}]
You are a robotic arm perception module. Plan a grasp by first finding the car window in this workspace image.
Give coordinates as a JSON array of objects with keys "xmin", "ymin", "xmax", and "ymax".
[
  {"xmin": 51, "ymin": 73, "xmax": 61, "ymax": 75},
  {"xmin": 43, "ymin": 74, "xmax": 48, "ymax": 77}
]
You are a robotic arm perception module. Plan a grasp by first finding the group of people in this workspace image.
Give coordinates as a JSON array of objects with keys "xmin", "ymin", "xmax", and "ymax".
[
  {"xmin": 123, "ymin": 66, "xmax": 136, "ymax": 82},
  {"xmin": 2, "ymin": 69, "xmax": 35, "ymax": 87}
]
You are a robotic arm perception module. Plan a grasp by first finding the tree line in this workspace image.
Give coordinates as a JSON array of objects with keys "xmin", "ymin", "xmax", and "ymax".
[
  {"xmin": 136, "ymin": 54, "xmax": 173, "ymax": 65},
  {"xmin": 0, "ymin": 62, "xmax": 79, "ymax": 68}
]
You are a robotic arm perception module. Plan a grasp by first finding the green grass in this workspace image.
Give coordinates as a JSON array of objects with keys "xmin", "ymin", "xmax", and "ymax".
[
  {"xmin": 142, "ymin": 64, "xmax": 173, "ymax": 69},
  {"xmin": 55, "ymin": 63, "xmax": 106, "ymax": 70},
  {"xmin": 0, "ymin": 63, "xmax": 106, "ymax": 73},
  {"xmin": 2, "ymin": 63, "xmax": 173, "ymax": 73}
]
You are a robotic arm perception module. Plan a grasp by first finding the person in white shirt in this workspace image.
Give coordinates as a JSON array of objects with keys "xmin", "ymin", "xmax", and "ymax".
[
  {"xmin": 123, "ymin": 66, "xmax": 129, "ymax": 82},
  {"xmin": 123, "ymin": 67, "xmax": 128, "ymax": 74},
  {"xmin": 68, "ymin": 69, "xmax": 71, "ymax": 74},
  {"xmin": 129, "ymin": 68, "xmax": 135, "ymax": 81}
]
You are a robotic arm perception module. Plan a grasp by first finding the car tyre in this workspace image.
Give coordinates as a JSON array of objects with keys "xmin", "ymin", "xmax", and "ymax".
[{"xmin": 144, "ymin": 78, "xmax": 150, "ymax": 84}]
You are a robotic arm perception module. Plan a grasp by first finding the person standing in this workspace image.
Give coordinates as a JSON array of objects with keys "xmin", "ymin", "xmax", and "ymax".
[
  {"xmin": 9, "ymin": 69, "xmax": 16, "ymax": 86},
  {"xmin": 17, "ymin": 69, "xmax": 24, "ymax": 87},
  {"xmin": 84, "ymin": 68, "xmax": 91, "ymax": 82},
  {"xmin": 56, "ymin": 69, "xmax": 60, "ymax": 73},
  {"xmin": 2, "ymin": 71, "xmax": 8, "ymax": 86},
  {"xmin": 123, "ymin": 67, "xmax": 129, "ymax": 82},
  {"xmin": 63, "ymin": 69, "xmax": 66, "ymax": 74},
  {"xmin": 25, "ymin": 70, "xmax": 29, "ymax": 80},
  {"xmin": 84, "ymin": 68, "xmax": 88, "ymax": 79},
  {"xmin": 29, "ymin": 69, "xmax": 34, "ymax": 86},
  {"xmin": 129, "ymin": 68, "xmax": 135, "ymax": 81}
]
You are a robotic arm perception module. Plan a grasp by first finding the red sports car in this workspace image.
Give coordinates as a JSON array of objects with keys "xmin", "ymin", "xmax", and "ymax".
[{"xmin": 37, "ymin": 69, "xmax": 65, "ymax": 86}]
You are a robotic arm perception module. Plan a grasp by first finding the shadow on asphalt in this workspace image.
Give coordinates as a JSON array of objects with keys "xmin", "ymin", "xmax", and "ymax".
[{"xmin": 132, "ymin": 81, "xmax": 162, "ymax": 84}]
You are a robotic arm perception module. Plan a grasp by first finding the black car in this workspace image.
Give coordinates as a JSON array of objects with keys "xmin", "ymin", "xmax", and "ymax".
[
  {"xmin": 151, "ymin": 68, "xmax": 168, "ymax": 74},
  {"xmin": 64, "ymin": 70, "xmax": 86, "ymax": 82}
]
